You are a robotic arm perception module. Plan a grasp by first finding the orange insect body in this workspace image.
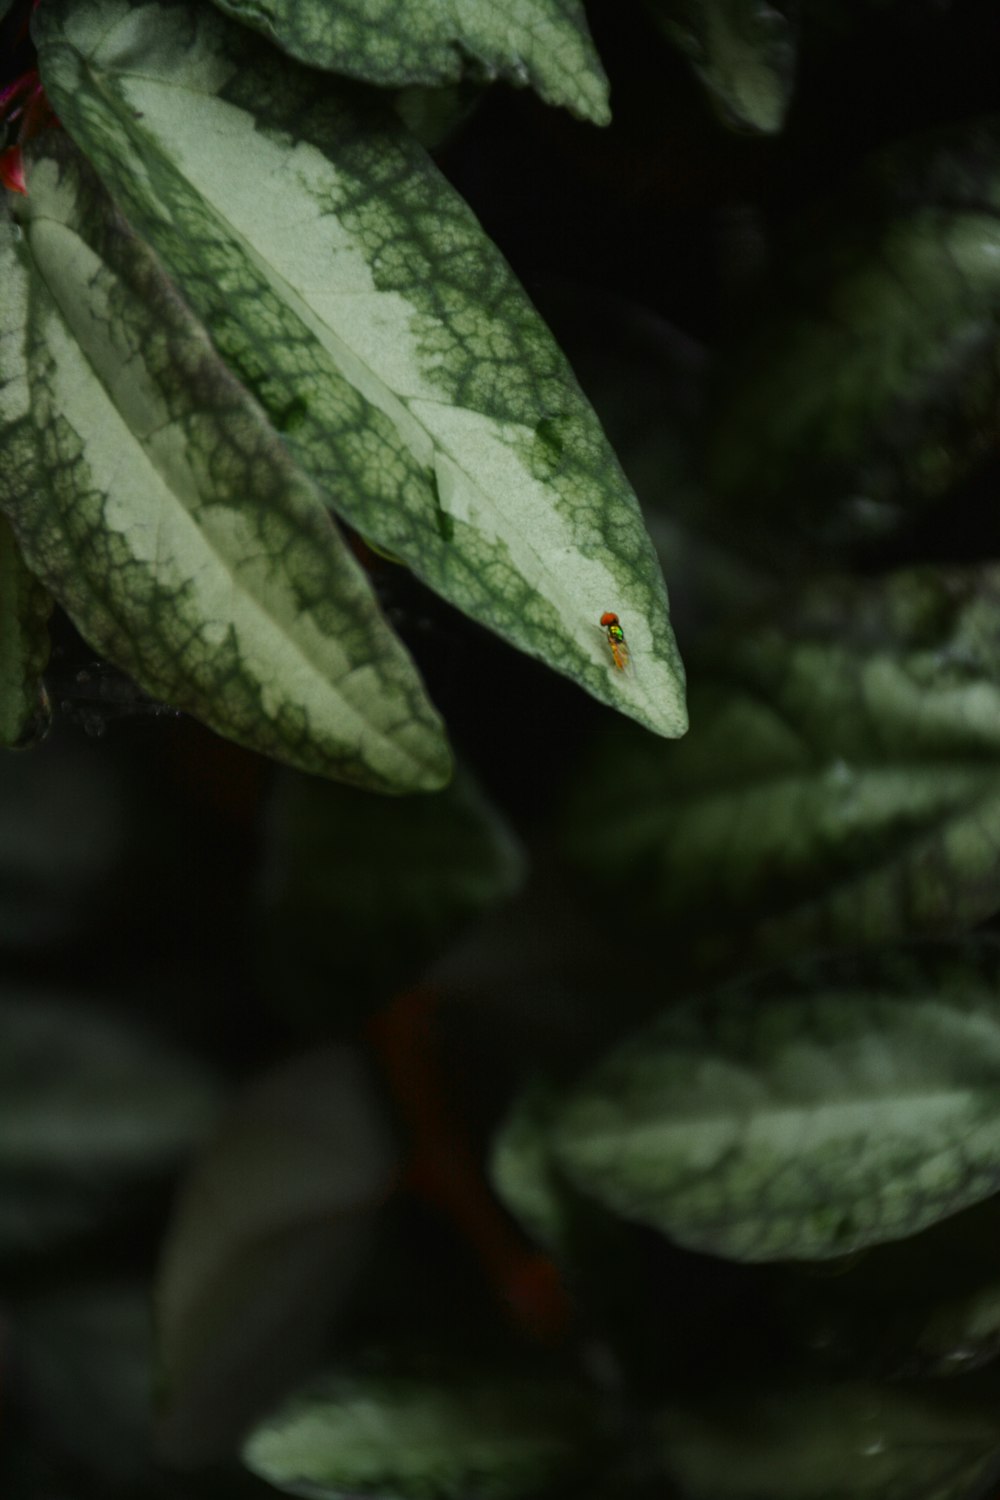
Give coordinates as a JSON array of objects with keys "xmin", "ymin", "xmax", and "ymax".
[{"xmin": 600, "ymin": 611, "xmax": 629, "ymax": 671}]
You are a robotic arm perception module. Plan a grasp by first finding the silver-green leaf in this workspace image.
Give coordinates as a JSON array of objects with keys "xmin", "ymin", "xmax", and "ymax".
[
  {"xmin": 242, "ymin": 1366, "xmax": 593, "ymax": 1500},
  {"xmin": 35, "ymin": 0, "xmax": 686, "ymax": 740},
  {"xmin": 544, "ymin": 943, "xmax": 1000, "ymax": 1261},
  {"xmin": 565, "ymin": 567, "xmax": 1000, "ymax": 974},
  {"xmin": 206, "ymin": 0, "xmax": 610, "ymax": 125},
  {"xmin": 1, "ymin": 135, "xmax": 450, "ymax": 792},
  {"xmin": 0, "ymin": 511, "xmax": 51, "ymax": 747}
]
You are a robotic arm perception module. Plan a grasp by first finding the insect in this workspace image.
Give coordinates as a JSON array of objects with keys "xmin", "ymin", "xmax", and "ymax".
[{"xmin": 600, "ymin": 611, "xmax": 630, "ymax": 671}]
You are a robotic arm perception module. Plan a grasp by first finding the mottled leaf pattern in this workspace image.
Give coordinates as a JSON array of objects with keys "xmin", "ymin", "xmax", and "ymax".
[
  {"xmin": 0, "ymin": 510, "xmax": 51, "ymax": 746},
  {"xmin": 646, "ymin": 0, "xmax": 797, "ymax": 133},
  {"xmin": 0, "ymin": 135, "xmax": 450, "ymax": 791},
  {"xmin": 207, "ymin": 0, "xmax": 610, "ymax": 124},
  {"xmin": 565, "ymin": 567, "xmax": 1000, "ymax": 973},
  {"xmin": 546, "ymin": 943, "xmax": 1000, "ymax": 1261},
  {"xmin": 35, "ymin": 0, "xmax": 686, "ymax": 740}
]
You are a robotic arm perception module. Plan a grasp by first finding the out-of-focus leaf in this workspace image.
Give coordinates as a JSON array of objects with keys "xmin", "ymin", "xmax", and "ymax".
[
  {"xmin": 155, "ymin": 1048, "xmax": 398, "ymax": 1466},
  {"xmin": 532, "ymin": 942, "xmax": 1000, "ymax": 1262},
  {"xmin": 706, "ymin": 118, "xmax": 1000, "ymax": 555},
  {"xmin": 205, "ymin": 0, "xmax": 610, "ymax": 124},
  {"xmin": 0, "ymin": 512, "xmax": 50, "ymax": 747},
  {"xmin": 654, "ymin": 1378, "xmax": 1000, "ymax": 1500},
  {"xmin": 35, "ymin": 0, "xmax": 687, "ymax": 741},
  {"xmin": 242, "ymin": 1365, "xmax": 594, "ymax": 1500},
  {"xmin": 0, "ymin": 989, "xmax": 219, "ymax": 1257},
  {"xmin": 260, "ymin": 764, "xmax": 527, "ymax": 1017},
  {"xmin": 565, "ymin": 567, "xmax": 1000, "ymax": 974},
  {"xmin": 645, "ymin": 0, "xmax": 797, "ymax": 133},
  {"xmin": 10, "ymin": 1283, "xmax": 155, "ymax": 1491},
  {"xmin": 0, "ymin": 139, "xmax": 449, "ymax": 793}
]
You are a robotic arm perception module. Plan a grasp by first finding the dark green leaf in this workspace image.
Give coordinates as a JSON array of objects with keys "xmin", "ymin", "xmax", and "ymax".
[
  {"xmin": 645, "ymin": 0, "xmax": 797, "ymax": 133},
  {"xmin": 705, "ymin": 118, "xmax": 1000, "ymax": 555},
  {"xmin": 530, "ymin": 942, "xmax": 1000, "ymax": 1261},
  {"xmin": 206, "ymin": 0, "xmax": 610, "ymax": 124},
  {"xmin": 0, "ymin": 136, "xmax": 449, "ymax": 793},
  {"xmin": 565, "ymin": 567, "xmax": 1000, "ymax": 973},
  {"xmin": 242, "ymin": 1365, "xmax": 594, "ymax": 1500},
  {"xmin": 0, "ymin": 510, "xmax": 51, "ymax": 747},
  {"xmin": 156, "ymin": 1048, "xmax": 398, "ymax": 1467},
  {"xmin": 35, "ymin": 0, "xmax": 686, "ymax": 739},
  {"xmin": 0, "ymin": 988, "xmax": 219, "ymax": 1256},
  {"xmin": 654, "ymin": 1378, "xmax": 1000, "ymax": 1500},
  {"xmin": 260, "ymin": 764, "xmax": 527, "ymax": 1017}
]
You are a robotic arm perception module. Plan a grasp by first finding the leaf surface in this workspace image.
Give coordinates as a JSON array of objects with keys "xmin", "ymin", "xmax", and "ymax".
[
  {"xmin": 646, "ymin": 0, "xmax": 797, "ymax": 133},
  {"xmin": 34, "ymin": 0, "xmax": 686, "ymax": 739},
  {"xmin": 548, "ymin": 943, "xmax": 1000, "ymax": 1261},
  {"xmin": 207, "ymin": 0, "xmax": 610, "ymax": 124},
  {"xmin": 565, "ymin": 567, "xmax": 1000, "ymax": 973},
  {"xmin": 0, "ymin": 510, "xmax": 50, "ymax": 746},
  {"xmin": 243, "ymin": 1365, "xmax": 592, "ymax": 1500},
  {"xmin": 1, "ymin": 135, "xmax": 449, "ymax": 791},
  {"xmin": 0, "ymin": 987, "xmax": 218, "ymax": 1255},
  {"xmin": 655, "ymin": 1378, "xmax": 1000, "ymax": 1500},
  {"xmin": 705, "ymin": 118, "xmax": 1000, "ymax": 554},
  {"xmin": 156, "ymin": 1048, "xmax": 398, "ymax": 1465}
]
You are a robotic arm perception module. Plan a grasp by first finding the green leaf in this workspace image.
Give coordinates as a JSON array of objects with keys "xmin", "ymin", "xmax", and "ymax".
[
  {"xmin": 34, "ymin": 0, "xmax": 687, "ymax": 741},
  {"xmin": 705, "ymin": 118, "xmax": 1000, "ymax": 554},
  {"xmin": 0, "ymin": 511, "xmax": 51, "ymax": 747},
  {"xmin": 260, "ymin": 763, "xmax": 527, "ymax": 1017},
  {"xmin": 0, "ymin": 987, "xmax": 219, "ymax": 1257},
  {"xmin": 242, "ymin": 1365, "xmax": 594, "ymax": 1500},
  {"xmin": 645, "ymin": 0, "xmax": 797, "ymax": 134},
  {"xmin": 543, "ymin": 942, "xmax": 1000, "ymax": 1261},
  {"xmin": 565, "ymin": 567, "xmax": 1000, "ymax": 973},
  {"xmin": 1, "ymin": 135, "xmax": 449, "ymax": 793},
  {"xmin": 654, "ymin": 1378, "xmax": 1000, "ymax": 1500},
  {"xmin": 156, "ymin": 1048, "xmax": 397, "ymax": 1466},
  {"xmin": 205, "ymin": 0, "xmax": 610, "ymax": 125}
]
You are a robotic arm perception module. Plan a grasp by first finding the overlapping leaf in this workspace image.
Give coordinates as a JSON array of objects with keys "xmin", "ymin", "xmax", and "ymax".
[
  {"xmin": 705, "ymin": 117, "xmax": 1000, "ymax": 555},
  {"xmin": 34, "ymin": 0, "xmax": 686, "ymax": 740},
  {"xmin": 0, "ymin": 512, "xmax": 50, "ymax": 746},
  {"xmin": 0, "ymin": 135, "xmax": 450, "ymax": 792},
  {"xmin": 496, "ymin": 942, "xmax": 1000, "ymax": 1262},
  {"xmin": 206, "ymin": 0, "xmax": 610, "ymax": 124},
  {"xmin": 646, "ymin": 0, "xmax": 797, "ymax": 133},
  {"xmin": 565, "ymin": 567, "xmax": 1000, "ymax": 973}
]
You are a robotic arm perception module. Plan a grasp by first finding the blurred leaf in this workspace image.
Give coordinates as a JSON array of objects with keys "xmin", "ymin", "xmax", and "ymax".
[
  {"xmin": 37, "ymin": 0, "xmax": 687, "ymax": 740},
  {"xmin": 0, "ymin": 137, "xmax": 449, "ymax": 794},
  {"xmin": 521, "ymin": 942, "xmax": 1000, "ymax": 1262},
  {"xmin": 645, "ymin": 0, "xmax": 797, "ymax": 133},
  {"xmin": 0, "ymin": 989, "xmax": 219, "ymax": 1257},
  {"xmin": 260, "ymin": 764, "xmax": 527, "ymax": 1017},
  {"xmin": 0, "ymin": 513, "xmax": 51, "ymax": 748},
  {"xmin": 654, "ymin": 1377, "xmax": 1000, "ymax": 1500},
  {"xmin": 205, "ymin": 0, "xmax": 610, "ymax": 124},
  {"xmin": 242, "ymin": 1364, "xmax": 595, "ymax": 1500},
  {"xmin": 565, "ymin": 567, "xmax": 1000, "ymax": 974},
  {"xmin": 706, "ymin": 117, "xmax": 1000, "ymax": 555},
  {"xmin": 155, "ymin": 1047, "xmax": 398, "ymax": 1466},
  {"xmin": 9, "ymin": 1283, "xmax": 156, "ymax": 1491}
]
